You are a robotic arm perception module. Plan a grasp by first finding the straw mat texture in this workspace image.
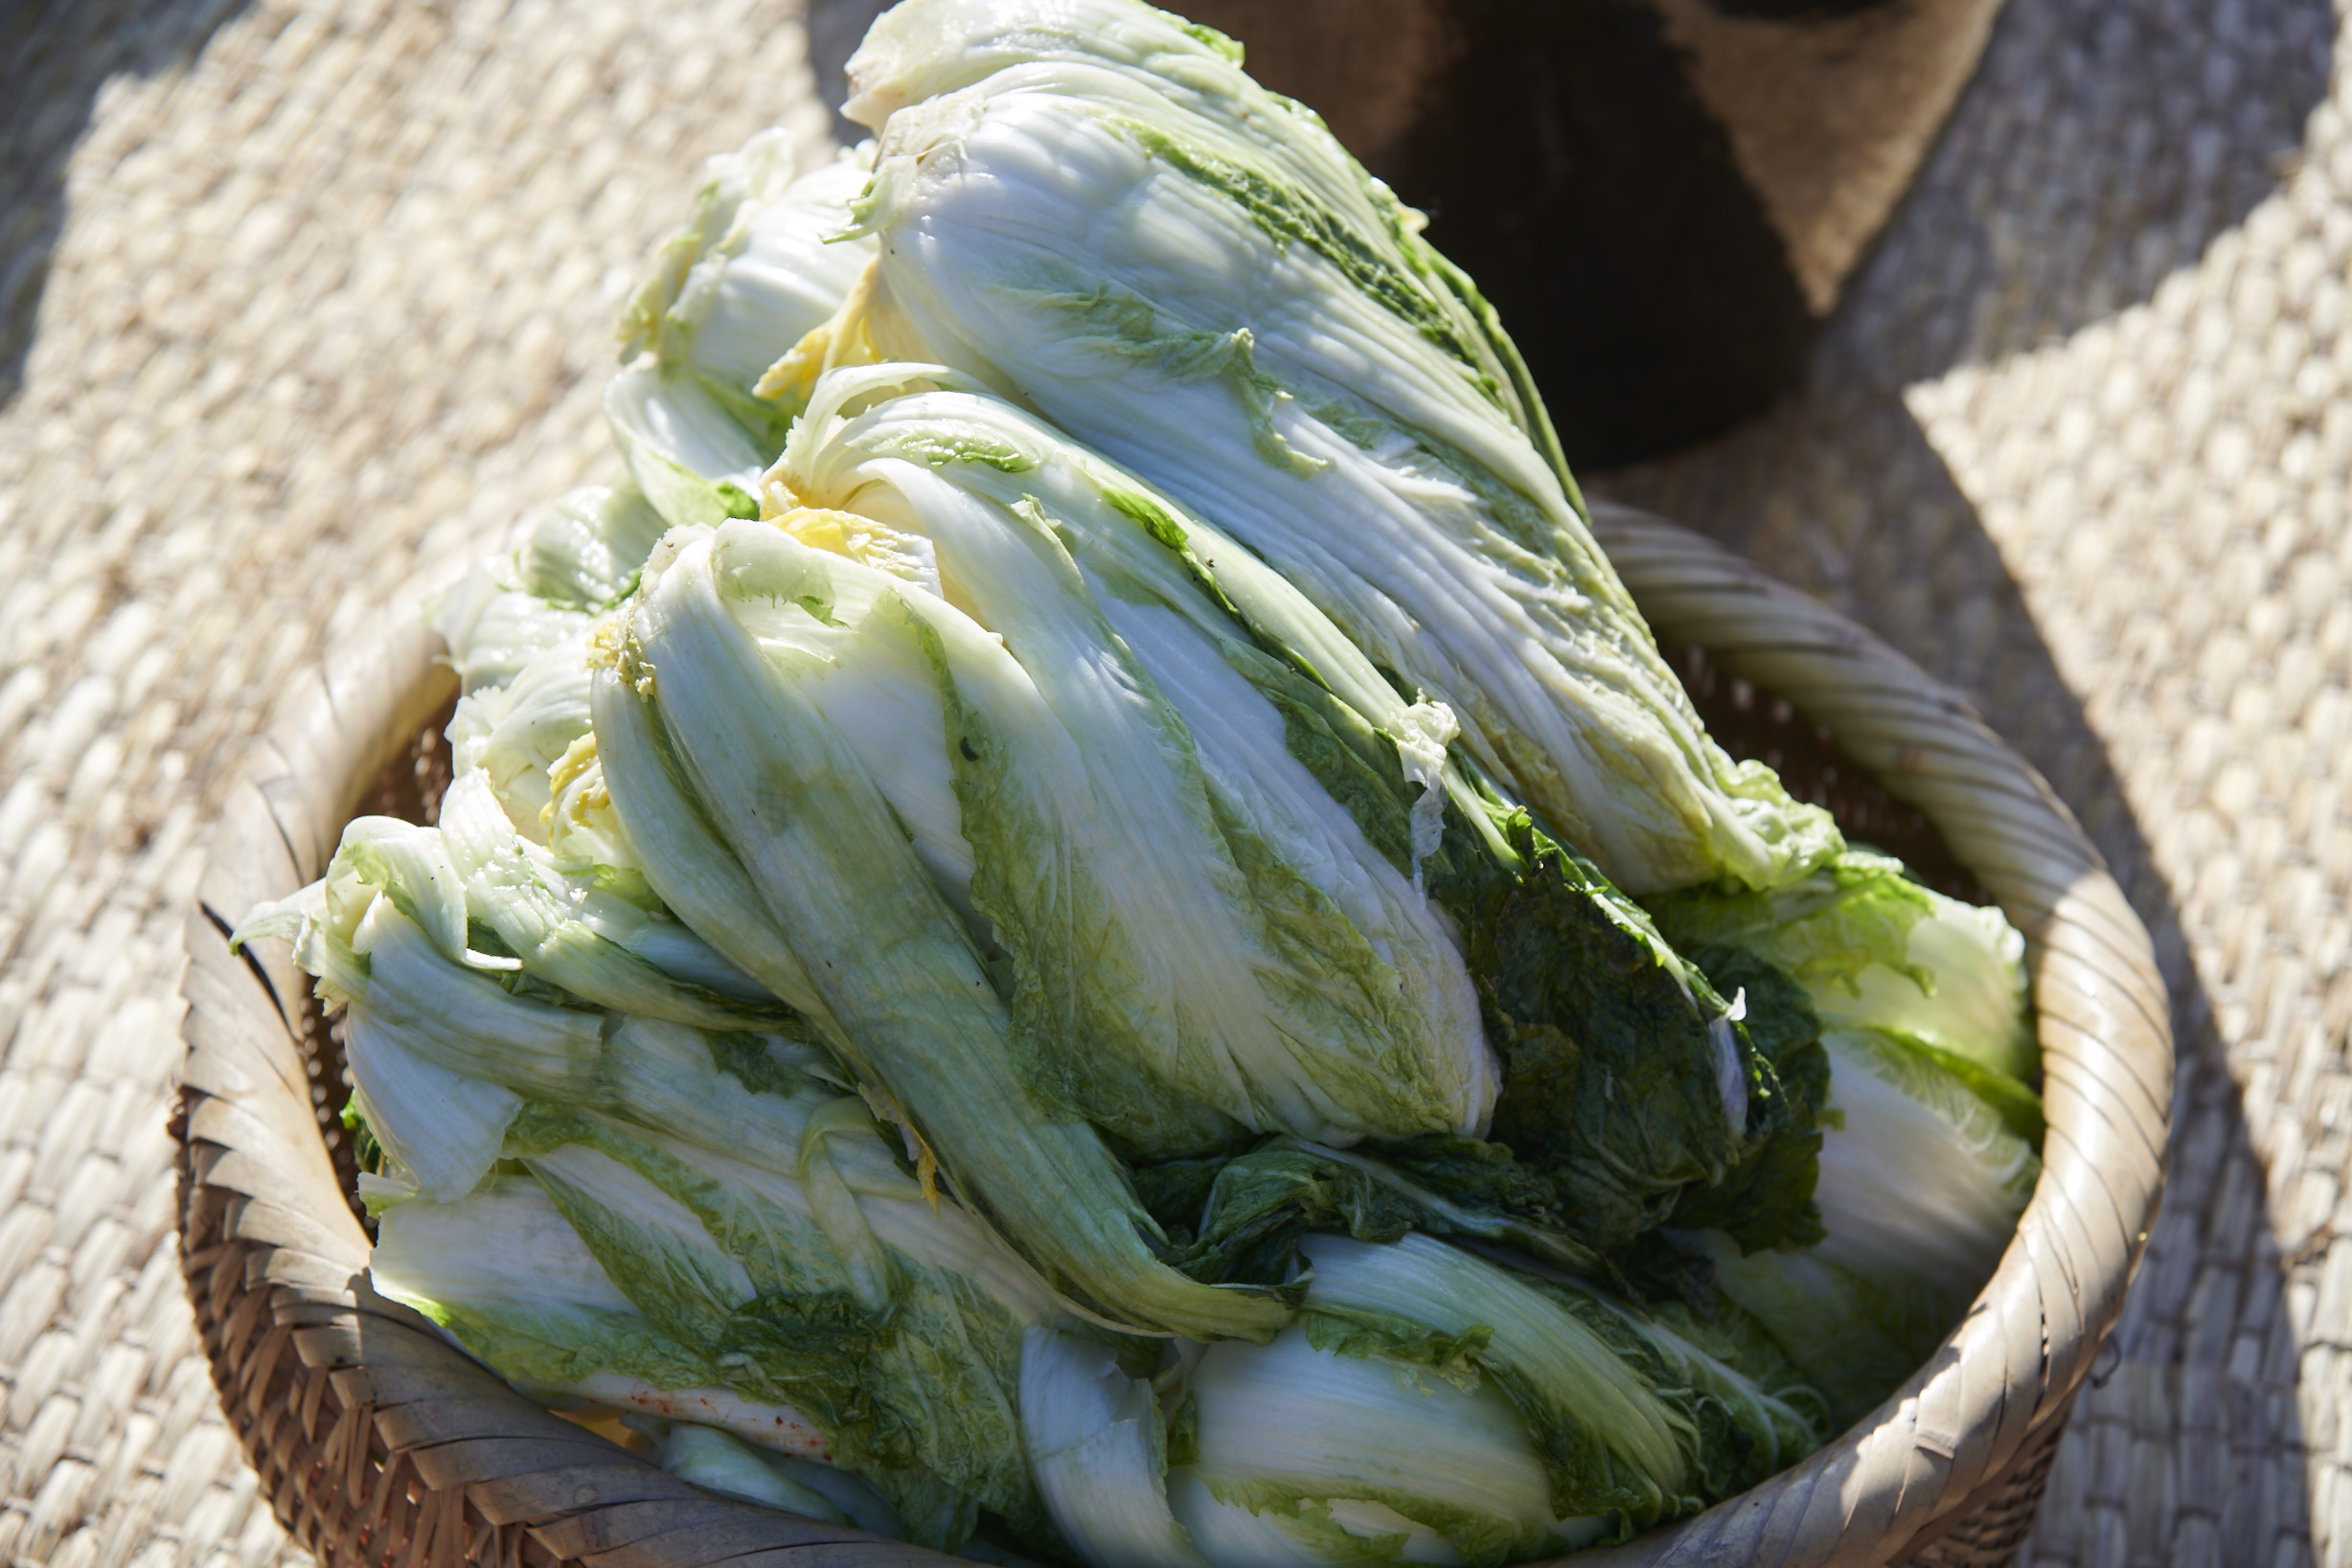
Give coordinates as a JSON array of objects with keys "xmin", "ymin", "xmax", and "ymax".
[{"xmin": 0, "ymin": 1, "xmax": 2340, "ymax": 1567}]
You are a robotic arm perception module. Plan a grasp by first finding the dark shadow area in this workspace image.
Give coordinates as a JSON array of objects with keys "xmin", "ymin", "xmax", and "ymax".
[
  {"xmin": 809, "ymin": 0, "xmax": 893, "ymax": 145},
  {"xmin": 1595, "ymin": 0, "xmax": 2333, "ymax": 1553},
  {"xmin": 0, "ymin": 0, "xmax": 253, "ymax": 411},
  {"xmin": 1379, "ymin": 0, "xmax": 1815, "ymax": 469},
  {"xmin": 1706, "ymin": 0, "xmax": 1908, "ymax": 14}
]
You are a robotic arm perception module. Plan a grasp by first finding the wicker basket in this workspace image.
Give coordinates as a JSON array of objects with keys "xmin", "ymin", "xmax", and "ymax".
[{"xmin": 173, "ymin": 507, "xmax": 2171, "ymax": 1568}]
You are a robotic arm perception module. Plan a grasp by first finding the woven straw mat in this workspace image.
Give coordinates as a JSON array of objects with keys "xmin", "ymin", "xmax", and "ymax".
[{"xmin": 0, "ymin": 0, "xmax": 2343, "ymax": 1564}]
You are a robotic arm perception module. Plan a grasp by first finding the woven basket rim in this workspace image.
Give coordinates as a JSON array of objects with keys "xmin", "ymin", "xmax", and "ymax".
[{"xmin": 174, "ymin": 507, "xmax": 2172, "ymax": 1568}]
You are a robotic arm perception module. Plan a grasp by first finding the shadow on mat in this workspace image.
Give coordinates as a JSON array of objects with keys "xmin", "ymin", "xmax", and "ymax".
[
  {"xmin": 1596, "ymin": 0, "xmax": 2333, "ymax": 1558},
  {"xmin": 0, "ymin": 0, "xmax": 252, "ymax": 412}
]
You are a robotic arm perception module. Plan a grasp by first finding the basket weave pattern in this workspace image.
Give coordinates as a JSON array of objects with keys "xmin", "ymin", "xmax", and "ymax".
[{"xmin": 173, "ymin": 513, "xmax": 2172, "ymax": 1568}]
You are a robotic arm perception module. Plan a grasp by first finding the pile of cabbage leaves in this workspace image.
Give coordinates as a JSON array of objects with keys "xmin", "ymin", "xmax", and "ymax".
[{"xmin": 237, "ymin": 4, "xmax": 2045, "ymax": 1562}]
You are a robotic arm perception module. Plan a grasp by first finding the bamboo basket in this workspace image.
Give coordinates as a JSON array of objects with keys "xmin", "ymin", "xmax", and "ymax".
[{"xmin": 173, "ymin": 506, "xmax": 2172, "ymax": 1568}]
